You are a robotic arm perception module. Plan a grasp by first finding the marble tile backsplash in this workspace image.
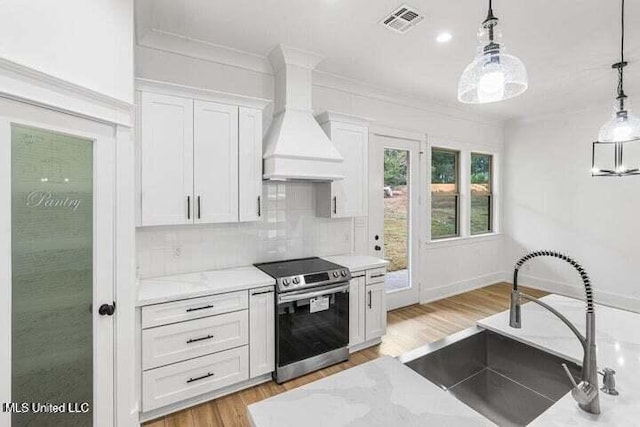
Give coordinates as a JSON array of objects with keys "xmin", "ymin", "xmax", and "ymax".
[{"xmin": 136, "ymin": 182, "xmax": 356, "ymax": 278}]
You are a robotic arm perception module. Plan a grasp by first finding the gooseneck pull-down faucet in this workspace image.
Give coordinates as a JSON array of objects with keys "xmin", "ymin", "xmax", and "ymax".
[{"xmin": 509, "ymin": 250, "xmax": 601, "ymax": 415}]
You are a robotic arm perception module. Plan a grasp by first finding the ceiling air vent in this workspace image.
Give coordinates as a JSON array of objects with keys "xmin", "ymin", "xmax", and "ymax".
[{"xmin": 380, "ymin": 4, "xmax": 424, "ymax": 34}]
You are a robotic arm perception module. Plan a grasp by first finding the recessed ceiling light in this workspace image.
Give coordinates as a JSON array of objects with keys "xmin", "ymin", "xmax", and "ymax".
[{"xmin": 436, "ymin": 32, "xmax": 452, "ymax": 43}]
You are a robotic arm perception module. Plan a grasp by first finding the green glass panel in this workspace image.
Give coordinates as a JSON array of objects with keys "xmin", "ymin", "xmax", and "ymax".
[{"xmin": 11, "ymin": 125, "xmax": 93, "ymax": 427}]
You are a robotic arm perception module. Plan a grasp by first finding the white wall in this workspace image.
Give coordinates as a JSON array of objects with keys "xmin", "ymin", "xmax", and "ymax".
[
  {"xmin": 135, "ymin": 43, "xmax": 506, "ymax": 300},
  {"xmin": 0, "ymin": 0, "xmax": 134, "ymax": 103},
  {"xmin": 504, "ymin": 104, "xmax": 640, "ymax": 312}
]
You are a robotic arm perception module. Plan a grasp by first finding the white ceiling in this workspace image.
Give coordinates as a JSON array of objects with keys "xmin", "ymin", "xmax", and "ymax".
[{"xmin": 137, "ymin": 0, "xmax": 640, "ymax": 120}]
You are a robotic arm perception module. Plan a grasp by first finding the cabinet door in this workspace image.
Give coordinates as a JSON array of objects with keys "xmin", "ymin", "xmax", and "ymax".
[
  {"xmin": 140, "ymin": 92, "xmax": 194, "ymax": 226},
  {"xmin": 317, "ymin": 122, "xmax": 368, "ymax": 218},
  {"xmin": 349, "ymin": 275, "xmax": 366, "ymax": 348},
  {"xmin": 365, "ymin": 282, "xmax": 386, "ymax": 341},
  {"xmin": 193, "ymin": 100, "xmax": 239, "ymax": 224},
  {"xmin": 249, "ymin": 287, "xmax": 275, "ymax": 378},
  {"xmin": 239, "ymin": 107, "xmax": 263, "ymax": 222}
]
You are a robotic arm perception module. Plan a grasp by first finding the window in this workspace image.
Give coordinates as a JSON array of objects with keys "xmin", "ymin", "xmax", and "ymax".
[
  {"xmin": 470, "ymin": 153, "xmax": 493, "ymax": 235},
  {"xmin": 431, "ymin": 148, "xmax": 459, "ymax": 239}
]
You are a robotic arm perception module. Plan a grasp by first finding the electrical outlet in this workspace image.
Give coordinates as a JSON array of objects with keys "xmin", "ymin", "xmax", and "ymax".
[{"xmin": 173, "ymin": 246, "xmax": 183, "ymax": 258}]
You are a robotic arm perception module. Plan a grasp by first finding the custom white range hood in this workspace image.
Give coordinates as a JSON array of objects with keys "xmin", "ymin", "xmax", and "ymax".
[{"xmin": 263, "ymin": 45, "xmax": 344, "ymax": 181}]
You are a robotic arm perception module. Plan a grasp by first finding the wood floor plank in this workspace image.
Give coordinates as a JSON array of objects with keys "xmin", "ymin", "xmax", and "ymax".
[{"xmin": 144, "ymin": 283, "xmax": 547, "ymax": 427}]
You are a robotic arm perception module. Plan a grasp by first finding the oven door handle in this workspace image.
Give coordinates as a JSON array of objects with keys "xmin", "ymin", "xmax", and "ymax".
[{"xmin": 277, "ymin": 283, "xmax": 349, "ymax": 304}]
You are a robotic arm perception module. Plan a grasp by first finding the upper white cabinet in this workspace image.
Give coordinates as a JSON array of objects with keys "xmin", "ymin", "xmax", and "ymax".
[
  {"xmin": 194, "ymin": 100, "xmax": 239, "ymax": 224},
  {"xmin": 239, "ymin": 107, "xmax": 264, "ymax": 222},
  {"xmin": 316, "ymin": 112, "xmax": 369, "ymax": 218},
  {"xmin": 140, "ymin": 92, "xmax": 194, "ymax": 226},
  {"xmin": 138, "ymin": 85, "xmax": 266, "ymax": 227}
]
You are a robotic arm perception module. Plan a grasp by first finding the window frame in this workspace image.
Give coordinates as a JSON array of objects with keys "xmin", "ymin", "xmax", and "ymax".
[
  {"xmin": 430, "ymin": 147, "xmax": 461, "ymax": 240},
  {"xmin": 470, "ymin": 152, "xmax": 494, "ymax": 236}
]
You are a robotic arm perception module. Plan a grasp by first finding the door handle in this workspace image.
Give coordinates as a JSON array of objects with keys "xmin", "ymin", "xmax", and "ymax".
[
  {"xmin": 98, "ymin": 302, "xmax": 116, "ymax": 316},
  {"xmin": 374, "ymin": 245, "xmax": 381, "ymax": 251}
]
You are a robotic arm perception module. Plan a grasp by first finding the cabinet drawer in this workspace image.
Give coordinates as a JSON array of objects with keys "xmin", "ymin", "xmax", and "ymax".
[
  {"xmin": 143, "ymin": 310, "xmax": 249, "ymax": 370},
  {"xmin": 366, "ymin": 268, "xmax": 386, "ymax": 285},
  {"xmin": 142, "ymin": 291, "xmax": 248, "ymax": 328},
  {"xmin": 142, "ymin": 346, "xmax": 249, "ymax": 412}
]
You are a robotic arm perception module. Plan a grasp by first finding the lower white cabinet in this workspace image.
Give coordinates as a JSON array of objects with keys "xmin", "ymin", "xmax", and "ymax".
[
  {"xmin": 348, "ymin": 275, "xmax": 366, "ymax": 348},
  {"xmin": 142, "ymin": 310, "xmax": 248, "ymax": 370},
  {"xmin": 365, "ymin": 282, "xmax": 386, "ymax": 341},
  {"xmin": 249, "ymin": 287, "xmax": 275, "ymax": 378},
  {"xmin": 142, "ymin": 346, "xmax": 249, "ymax": 411},
  {"xmin": 348, "ymin": 268, "xmax": 387, "ymax": 350}
]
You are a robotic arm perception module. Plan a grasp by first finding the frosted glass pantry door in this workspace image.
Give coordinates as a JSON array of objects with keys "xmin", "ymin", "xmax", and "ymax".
[{"xmin": 3, "ymin": 121, "xmax": 115, "ymax": 427}]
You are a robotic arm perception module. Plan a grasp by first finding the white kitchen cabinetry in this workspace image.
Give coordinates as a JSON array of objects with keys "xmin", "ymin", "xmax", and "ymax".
[
  {"xmin": 348, "ymin": 267, "xmax": 386, "ymax": 352},
  {"xmin": 139, "ymin": 285, "xmax": 275, "ymax": 418},
  {"xmin": 239, "ymin": 107, "xmax": 264, "ymax": 222},
  {"xmin": 316, "ymin": 112, "xmax": 369, "ymax": 218},
  {"xmin": 365, "ymin": 281, "xmax": 386, "ymax": 341},
  {"xmin": 249, "ymin": 287, "xmax": 275, "ymax": 378},
  {"xmin": 193, "ymin": 100, "xmax": 239, "ymax": 223},
  {"xmin": 140, "ymin": 92, "xmax": 194, "ymax": 226},
  {"xmin": 137, "ymin": 84, "xmax": 266, "ymax": 227}
]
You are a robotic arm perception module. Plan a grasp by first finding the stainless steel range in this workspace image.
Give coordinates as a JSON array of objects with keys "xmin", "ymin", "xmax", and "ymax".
[{"xmin": 254, "ymin": 257, "xmax": 351, "ymax": 383}]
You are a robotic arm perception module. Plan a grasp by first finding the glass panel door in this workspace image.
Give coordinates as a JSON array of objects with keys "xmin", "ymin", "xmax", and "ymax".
[
  {"xmin": 384, "ymin": 148, "xmax": 410, "ymax": 292},
  {"xmin": 11, "ymin": 125, "xmax": 94, "ymax": 427}
]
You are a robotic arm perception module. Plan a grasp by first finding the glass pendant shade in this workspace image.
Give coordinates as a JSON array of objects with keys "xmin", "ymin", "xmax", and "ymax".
[
  {"xmin": 598, "ymin": 101, "xmax": 640, "ymax": 143},
  {"xmin": 458, "ymin": 26, "xmax": 528, "ymax": 104}
]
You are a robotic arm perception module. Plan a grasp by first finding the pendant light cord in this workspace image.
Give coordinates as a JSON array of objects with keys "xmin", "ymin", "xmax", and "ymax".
[{"xmin": 618, "ymin": 0, "xmax": 626, "ymax": 105}]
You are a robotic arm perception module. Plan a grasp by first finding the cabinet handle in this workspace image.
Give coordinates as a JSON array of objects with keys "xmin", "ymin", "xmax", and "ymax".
[
  {"xmin": 187, "ymin": 196, "xmax": 191, "ymax": 220},
  {"xmin": 251, "ymin": 289, "xmax": 274, "ymax": 296},
  {"xmin": 197, "ymin": 196, "xmax": 201, "ymax": 219},
  {"xmin": 368, "ymin": 290, "xmax": 372, "ymax": 309},
  {"xmin": 371, "ymin": 273, "xmax": 385, "ymax": 278},
  {"xmin": 186, "ymin": 304, "xmax": 214, "ymax": 313},
  {"xmin": 257, "ymin": 195, "xmax": 261, "ymax": 217},
  {"xmin": 333, "ymin": 196, "xmax": 337, "ymax": 214},
  {"xmin": 186, "ymin": 372, "xmax": 214, "ymax": 384},
  {"xmin": 186, "ymin": 334, "xmax": 214, "ymax": 344}
]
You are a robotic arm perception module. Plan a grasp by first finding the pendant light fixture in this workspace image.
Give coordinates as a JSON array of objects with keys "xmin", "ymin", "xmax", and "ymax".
[
  {"xmin": 458, "ymin": 0, "xmax": 528, "ymax": 104},
  {"xmin": 592, "ymin": 0, "xmax": 640, "ymax": 177}
]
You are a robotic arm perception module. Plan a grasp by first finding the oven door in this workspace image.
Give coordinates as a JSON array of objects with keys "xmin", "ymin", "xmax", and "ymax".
[{"xmin": 276, "ymin": 283, "xmax": 349, "ymax": 377}]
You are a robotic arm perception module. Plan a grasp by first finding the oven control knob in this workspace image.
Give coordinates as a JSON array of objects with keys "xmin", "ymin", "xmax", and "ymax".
[
  {"xmin": 341, "ymin": 270, "xmax": 347, "ymax": 277},
  {"xmin": 292, "ymin": 277, "xmax": 300, "ymax": 284},
  {"xmin": 282, "ymin": 278, "xmax": 290, "ymax": 286},
  {"xmin": 333, "ymin": 271, "xmax": 339, "ymax": 278}
]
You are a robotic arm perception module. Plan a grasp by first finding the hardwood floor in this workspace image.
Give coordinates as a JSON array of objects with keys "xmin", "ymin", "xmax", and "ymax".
[{"xmin": 144, "ymin": 283, "xmax": 547, "ymax": 427}]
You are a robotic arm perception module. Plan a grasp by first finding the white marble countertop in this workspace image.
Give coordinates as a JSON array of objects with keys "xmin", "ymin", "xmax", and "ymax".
[
  {"xmin": 137, "ymin": 266, "xmax": 275, "ymax": 306},
  {"xmin": 478, "ymin": 294, "xmax": 640, "ymax": 426},
  {"xmin": 248, "ymin": 356, "xmax": 494, "ymax": 427},
  {"xmin": 322, "ymin": 255, "xmax": 388, "ymax": 272}
]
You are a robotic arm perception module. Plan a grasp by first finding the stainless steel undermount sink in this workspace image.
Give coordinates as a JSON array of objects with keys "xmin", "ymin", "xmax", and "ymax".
[{"xmin": 400, "ymin": 327, "xmax": 582, "ymax": 427}]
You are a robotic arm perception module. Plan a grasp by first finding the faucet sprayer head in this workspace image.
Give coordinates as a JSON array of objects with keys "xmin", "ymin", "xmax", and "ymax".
[{"xmin": 509, "ymin": 290, "xmax": 522, "ymax": 328}]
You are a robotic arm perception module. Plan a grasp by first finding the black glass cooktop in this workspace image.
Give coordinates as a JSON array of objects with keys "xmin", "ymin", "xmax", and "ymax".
[{"xmin": 254, "ymin": 257, "xmax": 344, "ymax": 278}]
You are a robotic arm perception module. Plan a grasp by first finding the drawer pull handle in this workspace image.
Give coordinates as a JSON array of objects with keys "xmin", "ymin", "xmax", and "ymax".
[
  {"xmin": 251, "ymin": 289, "xmax": 274, "ymax": 296},
  {"xmin": 370, "ymin": 274, "xmax": 385, "ymax": 278},
  {"xmin": 186, "ymin": 372, "xmax": 214, "ymax": 384},
  {"xmin": 186, "ymin": 304, "xmax": 214, "ymax": 313},
  {"xmin": 186, "ymin": 334, "xmax": 214, "ymax": 344}
]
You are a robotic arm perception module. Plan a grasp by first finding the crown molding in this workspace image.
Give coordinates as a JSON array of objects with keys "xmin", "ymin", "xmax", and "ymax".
[
  {"xmin": 136, "ymin": 78, "xmax": 271, "ymax": 110},
  {"xmin": 137, "ymin": 29, "xmax": 272, "ymax": 75},
  {"xmin": 0, "ymin": 57, "xmax": 134, "ymax": 127}
]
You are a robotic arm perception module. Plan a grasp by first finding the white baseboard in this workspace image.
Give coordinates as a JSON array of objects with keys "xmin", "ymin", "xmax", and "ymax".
[
  {"xmin": 419, "ymin": 271, "xmax": 509, "ymax": 304},
  {"xmin": 510, "ymin": 273, "xmax": 640, "ymax": 314}
]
